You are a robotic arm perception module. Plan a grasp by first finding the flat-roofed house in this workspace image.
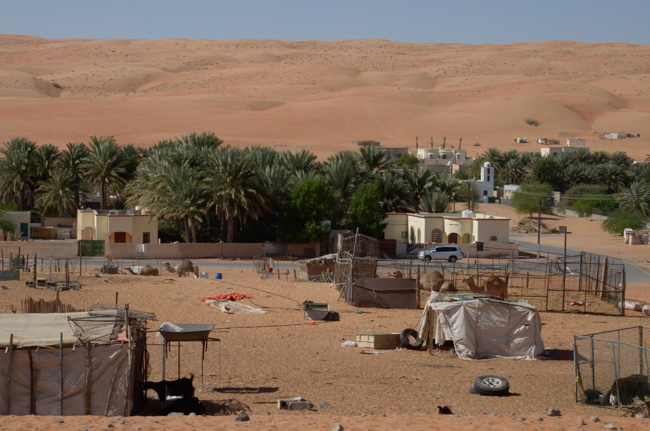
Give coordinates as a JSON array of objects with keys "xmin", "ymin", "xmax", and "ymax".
[{"xmin": 77, "ymin": 208, "xmax": 157, "ymax": 244}]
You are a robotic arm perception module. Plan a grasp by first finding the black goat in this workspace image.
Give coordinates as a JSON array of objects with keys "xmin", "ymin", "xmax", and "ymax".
[
  {"xmin": 161, "ymin": 396, "xmax": 205, "ymax": 416},
  {"xmin": 143, "ymin": 374, "xmax": 195, "ymax": 402}
]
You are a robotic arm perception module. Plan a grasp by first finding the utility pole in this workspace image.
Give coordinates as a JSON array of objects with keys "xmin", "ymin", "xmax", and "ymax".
[{"xmin": 537, "ymin": 199, "xmax": 542, "ymax": 259}]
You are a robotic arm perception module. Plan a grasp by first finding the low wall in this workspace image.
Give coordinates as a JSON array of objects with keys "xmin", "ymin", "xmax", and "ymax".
[
  {"xmin": 105, "ymin": 242, "xmax": 320, "ymax": 259},
  {"xmin": 0, "ymin": 241, "xmax": 79, "ymax": 258}
]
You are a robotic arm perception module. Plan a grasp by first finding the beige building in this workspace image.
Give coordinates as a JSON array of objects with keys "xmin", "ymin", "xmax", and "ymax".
[
  {"xmin": 384, "ymin": 210, "xmax": 510, "ymax": 245},
  {"xmin": 77, "ymin": 209, "xmax": 158, "ymax": 244}
]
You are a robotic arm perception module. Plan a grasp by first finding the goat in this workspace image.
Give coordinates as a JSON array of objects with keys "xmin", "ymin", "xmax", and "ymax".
[{"xmin": 143, "ymin": 374, "xmax": 195, "ymax": 402}]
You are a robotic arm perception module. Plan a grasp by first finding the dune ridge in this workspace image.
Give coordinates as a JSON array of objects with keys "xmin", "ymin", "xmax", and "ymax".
[{"xmin": 1, "ymin": 35, "xmax": 649, "ymax": 159}]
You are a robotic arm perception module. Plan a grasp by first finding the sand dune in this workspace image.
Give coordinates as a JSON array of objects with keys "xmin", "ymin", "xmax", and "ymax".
[{"xmin": 1, "ymin": 36, "xmax": 649, "ymax": 159}]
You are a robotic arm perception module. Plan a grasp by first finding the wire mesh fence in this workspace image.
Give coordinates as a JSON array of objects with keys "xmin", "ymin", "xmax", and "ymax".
[
  {"xmin": 373, "ymin": 251, "xmax": 625, "ymax": 315},
  {"xmin": 574, "ymin": 326, "xmax": 650, "ymax": 410}
]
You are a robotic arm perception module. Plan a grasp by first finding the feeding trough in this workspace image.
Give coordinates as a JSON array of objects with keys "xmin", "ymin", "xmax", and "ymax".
[
  {"xmin": 157, "ymin": 323, "xmax": 218, "ymax": 386},
  {"xmin": 302, "ymin": 301, "xmax": 332, "ymax": 321},
  {"xmin": 159, "ymin": 323, "xmax": 215, "ymax": 342}
]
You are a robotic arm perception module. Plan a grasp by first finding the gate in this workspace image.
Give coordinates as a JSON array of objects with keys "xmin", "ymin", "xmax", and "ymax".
[{"xmin": 78, "ymin": 240, "xmax": 105, "ymax": 257}]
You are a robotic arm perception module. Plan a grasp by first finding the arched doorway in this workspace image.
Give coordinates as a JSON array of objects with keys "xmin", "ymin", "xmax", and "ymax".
[
  {"xmin": 81, "ymin": 227, "xmax": 94, "ymax": 240},
  {"xmin": 417, "ymin": 228, "xmax": 421, "ymax": 244},
  {"xmin": 448, "ymin": 233, "xmax": 459, "ymax": 244},
  {"xmin": 461, "ymin": 233, "xmax": 471, "ymax": 244},
  {"xmin": 410, "ymin": 227, "xmax": 415, "ymax": 244}
]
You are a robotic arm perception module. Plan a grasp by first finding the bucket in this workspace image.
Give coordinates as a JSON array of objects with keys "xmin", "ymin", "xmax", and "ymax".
[{"xmin": 215, "ymin": 273, "xmax": 222, "ymax": 280}]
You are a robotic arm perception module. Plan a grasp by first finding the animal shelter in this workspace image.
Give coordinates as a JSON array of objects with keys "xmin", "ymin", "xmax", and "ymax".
[
  {"xmin": 0, "ymin": 306, "xmax": 153, "ymax": 416},
  {"xmin": 574, "ymin": 326, "xmax": 650, "ymax": 410},
  {"xmin": 350, "ymin": 278, "xmax": 416, "ymax": 309},
  {"xmin": 417, "ymin": 293, "xmax": 545, "ymax": 360},
  {"xmin": 376, "ymin": 250, "xmax": 626, "ymax": 316}
]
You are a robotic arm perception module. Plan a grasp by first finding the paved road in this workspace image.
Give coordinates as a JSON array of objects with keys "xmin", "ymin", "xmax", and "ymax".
[
  {"xmin": 511, "ymin": 234, "xmax": 650, "ymax": 284},
  {"xmin": 72, "ymin": 242, "xmax": 650, "ymax": 284}
]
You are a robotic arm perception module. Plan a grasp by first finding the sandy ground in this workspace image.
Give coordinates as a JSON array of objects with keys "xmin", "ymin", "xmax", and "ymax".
[
  {"xmin": 1, "ymin": 36, "xmax": 650, "ymax": 160},
  {"xmin": 1, "ymin": 254, "xmax": 649, "ymax": 429},
  {"xmin": 2, "ymin": 34, "xmax": 650, "ymax": 429}
]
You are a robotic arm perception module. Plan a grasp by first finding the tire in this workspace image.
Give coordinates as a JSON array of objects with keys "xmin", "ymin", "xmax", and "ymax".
[
  {"xmin": 448, "ymin": 256, "xmax": 457, "ymax": 263},
  {"xmin": 473, "ymin": 375, "xmax": 509, "ymax": 395},
  {"xmin": 425, "ymin": 256, "xmax": 431, "ymax": 262},
  {"xmin": 399, "ymin": 328, "xmax": 424, "ymax": 350}
]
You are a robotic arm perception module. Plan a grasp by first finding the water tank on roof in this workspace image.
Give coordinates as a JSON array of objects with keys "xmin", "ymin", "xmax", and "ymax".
[{"xmin": 461, "ymin": 210, "xmax": 475, "ymax": 218}]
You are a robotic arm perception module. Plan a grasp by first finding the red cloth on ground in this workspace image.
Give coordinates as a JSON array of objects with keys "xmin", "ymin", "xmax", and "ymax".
[{"xmin": 200, "ymin": 292, "xmax": 255, "ymax": 302}]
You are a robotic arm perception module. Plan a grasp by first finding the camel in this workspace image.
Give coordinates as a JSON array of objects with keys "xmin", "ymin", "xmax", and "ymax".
[
  {"xmin": 124, "ymin": 265, "xmax": 159, "ymax": 276},
  {"xmin": 420, "ymin": 271, "xmax": 445, "ymax": 292},
  {"xmin": 163, "ymin": 260, "xmax": 199, "ymax": 278},
  {"xmin": 462, "ymin": 275, "xmax": 508, "ymax": 299}
]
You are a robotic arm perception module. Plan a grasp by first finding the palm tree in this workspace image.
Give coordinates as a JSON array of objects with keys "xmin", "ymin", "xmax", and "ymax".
[
  {"xmin": 437, "ymin": 175, "xmax": 463, "ymax": 211},
  {"xmin": 378, "ymin": 172, "xmax": 413, "ymax": 212},
  {"xmin": 618, "ymin": 181, "xmax": 650, "ymax": 216},
  {"xmin": 34, "ymin": 168, "xmax": 77, "ymax": 216},
  {"xmin": 402, "ymin": 165, "xmax": 436, "ymax": 207},
  {"xmin": 177, "ymin": 132, "xmax": 223, "ymax": 150},
  {"xmin": 563, "ymin": 163, "xmax": 589, "ymax": 189},
  {"xmin": 571, "ymin": 149, "xmax": 592, "ymax": 164},
  {"xmin": 204, "ymin": 147, "xmax": 267, "ymax": 242},
  {"xmin": 597, "ymin": 163, "xmax": 628, "ymax": 193},
  {"xmin": 323, "ymin": 152, "xmax": 363, "ymax": 224},
  {"xmin": 83, "ymin": 136, "xmax": 127, "ymax": 209},
  {"xmin": 359, "ymin": 145, "xmax": 391, "ymax": 175},
  {"xmin": 422, "ymin": 190, "xmax": 451, "ymax": 213},
  {"xmin": 58, "ymin": 142, "xmax": 89, "ymax": 209},
  {"xmin": 282, "ymin": 149, "xmax": 319, "ymax": 181},
  {"xmin": 127, "ymin": 150, "xmax": 207, "ymax": 243},
  {"xmin": 499, "ymin": 158, "xmax": 526, "ymax": 185},
  {"xmin": 0, "ymin": 137, "xmax": 38, "ymax": 207},
  {"xmin": 33, "ymin": 144, "xmax": 61, "ymax": 183},
  {"xmin": 482, "ymin": 148, "xmax": 504, "ymax": 172},
  {"xmin": 609, "ymin": 151, "xmax": 633, "ymax": 168}
]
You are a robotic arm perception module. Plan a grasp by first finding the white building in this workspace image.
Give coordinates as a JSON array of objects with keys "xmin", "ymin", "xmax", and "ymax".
[{"xmin": 384, "ymin": 210, "xmax": 510, "ymax": 245}]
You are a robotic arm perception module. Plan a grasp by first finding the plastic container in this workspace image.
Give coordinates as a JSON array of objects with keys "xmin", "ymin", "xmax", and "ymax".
[{"xmin": 215, "ymin": 273, "xmax": 222, "ymax": 280}]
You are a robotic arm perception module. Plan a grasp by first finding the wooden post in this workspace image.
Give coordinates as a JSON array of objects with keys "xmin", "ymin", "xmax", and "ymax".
[
  {"xmin": 1, "ymin": 248, "xmax": 3, "ymax": 270},
  {"xmin": 65, "ymin": 259, "xmax": 69, "ymax": 289},
  {"xmin": 59, "ymin": 333, "xmax": 63, "ymax": 415},
  {"xmin": 415, "ymin": 266, "xmax": 421, "ymax": 309},
  {"xmin": 5, "ymin": 334, "xmax": 13, "ymax": 414},
  {"xmin": 526, "ymin": 272, "xmax": 529, "ymax": 289},
  {"xmin": 125, "ymin": 303, "xmax": 133, "ymax": 416},
  {"xmin": 33, "ymin": 253, "xmax": 37, "ymax": 286},
  {"xmin": 85, "ymin": 342, "xmax": 92, "ymax": 415},
  {"xmin": 29, "ymin": 349, "xmax": 35, "ymax": 414},
  {"xmin": 80, "ymin": 254, "xmax": 82, "ymax": 277},
  {"xmin": 601, "ymin": 257, "xmax": 608, "ymax": 300},
  {"xmin": 408, "ymin": 260, "xmax": 412, "ymax": 279}
]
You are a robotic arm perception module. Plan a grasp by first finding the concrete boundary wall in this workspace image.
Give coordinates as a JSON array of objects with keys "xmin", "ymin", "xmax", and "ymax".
[
  {"xmin": 0, "ymin": 241, "xmax": 79, "ymax": 258},
  {"xmin": 106, "ymin": 242, "xmax": 321, "ymax": 259},
  {"xmin": 0, "ymin": 240, "xmax": 321, "ymax": 259}
]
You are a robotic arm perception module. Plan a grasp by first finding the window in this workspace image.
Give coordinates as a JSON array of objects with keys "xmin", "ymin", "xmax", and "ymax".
[
  {"xmin": 490, "ymin": 236, "xmax": 497, "ymax": 241},
  {"xmin": 487, "ymin": 175, "xmax": 490, "ymax": 181},
  {"xmin": 143, "ymin": 232, "xmax": 150, "ymax": 244},
  {"xmin": 432, "ymin": 229, "xmax": 442, "ymax": 243},
  {"xmin": 401, "ymin": 231, "xmax": 407, "ymax": 239},
  {"xmin": 483, "ymin": 190, "xmax": 488, "ymax": 196}
]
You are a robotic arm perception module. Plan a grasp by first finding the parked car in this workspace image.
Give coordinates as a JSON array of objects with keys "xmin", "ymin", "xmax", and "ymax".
[{"xmin": 417, "ymin": 245, "xmax": 465, "ymax": 263}]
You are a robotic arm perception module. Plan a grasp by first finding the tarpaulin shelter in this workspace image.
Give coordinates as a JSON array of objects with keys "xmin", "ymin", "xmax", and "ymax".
[
  {"xmin": 418, "ymin": 293, "xmax": 545, "ymax": 359},
  {"xmin": 0, "ymin": 306, "xmax": 155, "ymax": 416}
]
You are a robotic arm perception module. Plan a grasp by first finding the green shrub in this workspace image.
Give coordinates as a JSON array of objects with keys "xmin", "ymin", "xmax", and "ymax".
[
  {"xmin": 525, "ymin": 118, "xmax": 539, "ymax": 127},
  {"xmin": 52, "ymin": 82, "xmax": 62, "ymax": 89},
  {"xmin": 601, "ymin": 210, "xmax": 648, "ymax": 234}
]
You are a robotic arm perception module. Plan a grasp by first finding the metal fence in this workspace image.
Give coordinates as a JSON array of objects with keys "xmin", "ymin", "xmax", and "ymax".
[
  {"xmin": 374, "ymin": 251, "xmax": 625, "ymax": 315},
  {"xmin": 574, "ymin": 326, "xmax": 650, "ymax": 410}
]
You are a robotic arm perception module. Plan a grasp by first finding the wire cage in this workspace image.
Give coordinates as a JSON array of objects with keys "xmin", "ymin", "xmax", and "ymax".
[
  {"xmin": 574, "ymin": 326, "xmax": 650, "ymax": 410},
  {"xmin": 374, "ymin": 251, "xmax": 626, "ymax": 316}
]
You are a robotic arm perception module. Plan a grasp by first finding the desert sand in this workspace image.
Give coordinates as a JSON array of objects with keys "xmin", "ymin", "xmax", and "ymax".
[
  {"xmin": 1, "ymin": 202, "xmax": 650, "ymax": 428},
  {"xmin": 2, "ymin": 34, "xmax": 650, "ymax": 429},
  {"xmin": 1, "ymin": 35, "xmax": 650, "ymax": 160}
]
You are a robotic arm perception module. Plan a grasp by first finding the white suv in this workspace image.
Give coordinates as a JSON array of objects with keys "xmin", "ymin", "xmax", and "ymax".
[{"xmin": 418, "ymin": 245, "xmax": 465, "ymax": 263}]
